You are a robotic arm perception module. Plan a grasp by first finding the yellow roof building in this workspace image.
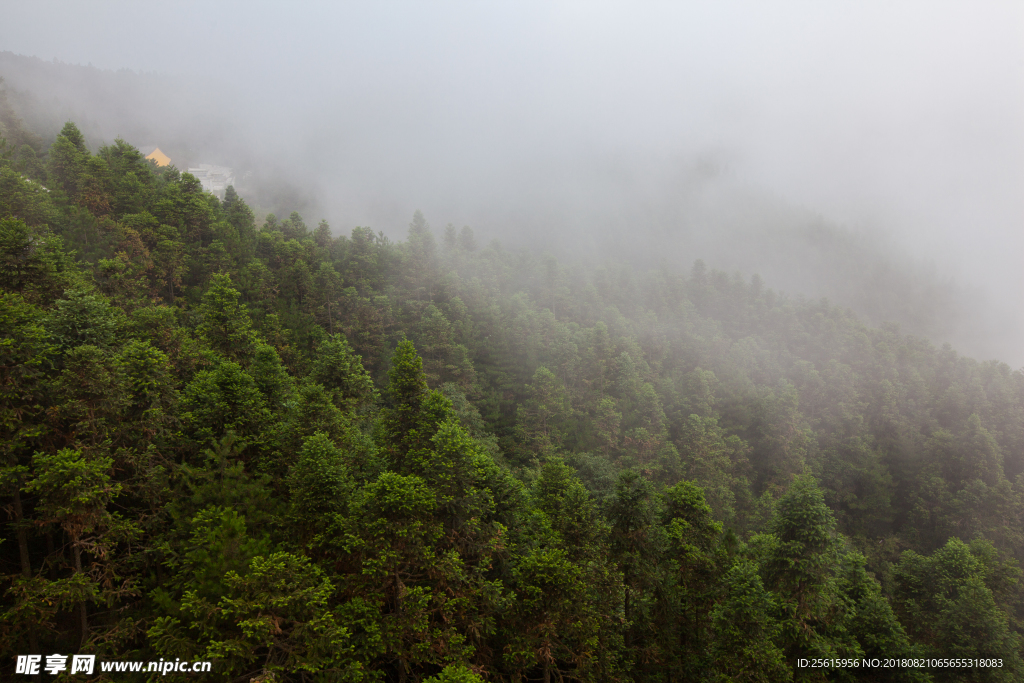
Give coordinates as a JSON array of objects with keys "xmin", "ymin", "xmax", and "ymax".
[{"xmin": 143, "ymin": 147, "xmax": 171, "ymax": 167}]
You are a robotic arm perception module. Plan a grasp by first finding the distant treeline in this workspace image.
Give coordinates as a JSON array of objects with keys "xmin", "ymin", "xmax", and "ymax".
[
  {"xmin": 1, "ymin": 112, "xmax": 1023, "ymax": 681},
  {"xmin": 1, "ymin": 54, "xmax": 1006, "ymax": 363}
]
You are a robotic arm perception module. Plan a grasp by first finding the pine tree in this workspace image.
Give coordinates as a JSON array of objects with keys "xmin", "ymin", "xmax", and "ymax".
[
  {"xmin": 197, "ymin": 273, "xmax": 259, "ymax": 362},
  {"xmin": 710, "ymin": 561, "xmax": 791, "ymax": 682}
]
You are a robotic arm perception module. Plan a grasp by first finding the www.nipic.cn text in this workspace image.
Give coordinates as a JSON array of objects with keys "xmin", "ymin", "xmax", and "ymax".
[{"xmin": 15, "ymin": 654, "xmax": 213, "ymax": 676}]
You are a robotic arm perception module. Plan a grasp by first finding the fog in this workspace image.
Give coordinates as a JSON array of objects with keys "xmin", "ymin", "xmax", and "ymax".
[{"xmin": 2, "ymin": 1, "xmax": 1022, "ymax": 365}]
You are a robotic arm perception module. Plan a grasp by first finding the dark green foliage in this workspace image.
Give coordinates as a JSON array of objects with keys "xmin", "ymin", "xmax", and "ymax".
[
  {"xmin": 658, "ymin": 480, "xmax": 725, "ymax": 678},
  {"xmin": 711, "ymin": 561, "xmax": 791, "ymax": 682},
  {"xmin": 49, "ymin": 344, "xmax": 128, "ymax": 449},
  {"xmin": 380, "ymin": 338, "xmax": 451, "ymax": 465},
  {"xmin": 0, "ymin": 166, "xmax": 57, "ymax": 227},
  {"xmin": 250, "ymin": 341, "xmax": 292, "ymax": 409},
  {"xmin": 287, "ymin": 432, "xmax": 353, "ymax": 534},
  {"xmin": 0, "ymin": 292, "xmax": 51, "ymax": 460},
  {"xmin": 166, "ymin": 432, "xmax": 278, "ymax": 538},
  {"xmin": 47, "ymin": 123, "xmax": 87, "ymax": 197},
  {"xmin": 45, "ymin": 286, "xmax": 123, "ymax": 353},
  {"xmin": 310, "ymin": 332, "xmax": 376, "ymax": 412},
  {"xmin": 838, "ymin": 552, "xmax": 929, "ymax": 682},
  {"xmin": 3, "ymin": 121, "xmax": 1024, "ymax": 682},
  {"xmin": 181, "ymin": 360, "xmax": 271, "ymax": 450},
  {"xmin": 173, "ymin": 506, "xmax": 271, "ymax": 603},
  {"xmin": 116, "ymin": 338, "xmax": 176, "ymax": 428},
  {"xmin": 764, "ymin": 474, "xmax": 839, "ymax": 602},
  {"xmin": 0, "ymin": 218, "xmax": 47, "ymax": 293},
  {"xmin": 197, "ymin": 272, "xmax": 259, "ymax": 362},
  {"xmin": 762, "ymin": 474, "xmax": 863, "ymax": 673},
  {"xmin": 893, "ymin": 538, "xmax": 1023, "ymax": 681},
  {"xmin": 154, "ymin": 551, "xmax": 359, "ymax": 679}
]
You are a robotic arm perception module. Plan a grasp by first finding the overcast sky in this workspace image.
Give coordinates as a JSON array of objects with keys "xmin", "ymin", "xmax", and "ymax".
[{"xmin": 3, "ymin": 1, "xmax": 1023, "ymax": 363}]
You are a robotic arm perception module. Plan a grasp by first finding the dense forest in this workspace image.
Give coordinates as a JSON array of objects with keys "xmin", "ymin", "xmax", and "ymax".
[{"xmin": 2, "ymin": 94, "xmax": 1024, "ymax": 682}]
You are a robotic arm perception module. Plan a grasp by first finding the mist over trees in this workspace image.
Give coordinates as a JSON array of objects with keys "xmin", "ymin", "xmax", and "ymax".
[
  {"xmin": 0, "ymin": 53, "xmax": 314, "ymax": 221},
  {"xmin": 2, "ymin": 93, "xmax": 1024, "ymax": 681},
  {"xmin": 3, "ymin": 4, "xmax": 1024, "ymax": 679},
  {"xmin": 0, "ymin": 53, "xmax": 1015, "ymax": 367}
]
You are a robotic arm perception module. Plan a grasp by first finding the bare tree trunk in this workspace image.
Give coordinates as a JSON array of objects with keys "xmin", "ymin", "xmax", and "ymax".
[
  {"xmin": 73, "ymin": 541, "xmax": 88, "ymax": 647},
  {"xmin": 45, "ymin": 530, "xmax": 59, "ymax": 580},
  {"xmin": 12, "ymin": 490, "xmax": 41, "ymax": 659},
  {"xmin": 396, "ymin": 570, "xmax": 405, "ymax": 683},
  {"xmin": 13, "ymin": 489, "xmax": 31, "ymax": 578},
  {"xmin": 624, "ymin": 585, "xmax": 632, "ymax": 649}
]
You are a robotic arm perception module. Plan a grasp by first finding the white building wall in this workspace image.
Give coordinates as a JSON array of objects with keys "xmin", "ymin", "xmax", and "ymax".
[{"xmin": 187, "ymin": 164, "xmax": 235, "ymax": 199}]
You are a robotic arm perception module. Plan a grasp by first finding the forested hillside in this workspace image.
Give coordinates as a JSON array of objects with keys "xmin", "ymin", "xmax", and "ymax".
[
  {"xmin": 2, "ymin": 54, "xmax": 1011, "ymax": 367},
  {"xmin": 2, "ymin": 111, "xmax": 1024, "ymax": 681}
]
